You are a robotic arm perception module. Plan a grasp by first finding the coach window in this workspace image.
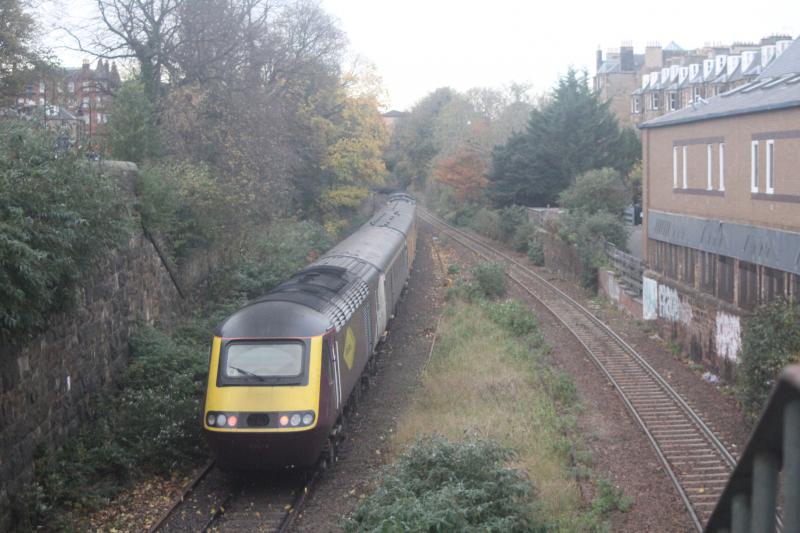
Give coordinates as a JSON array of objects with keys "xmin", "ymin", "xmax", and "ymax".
[{"xmin": 766, "ymin": 140, "xmax": 775, "ymax": 194}]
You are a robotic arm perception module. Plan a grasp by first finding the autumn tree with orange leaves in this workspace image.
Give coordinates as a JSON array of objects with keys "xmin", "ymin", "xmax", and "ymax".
[{"xmin": 433, "ymin": 151, "xmax": 488, "ymax": 203}]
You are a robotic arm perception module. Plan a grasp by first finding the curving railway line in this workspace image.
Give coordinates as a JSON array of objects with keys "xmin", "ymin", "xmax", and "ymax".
[{"xmin": 420, "ymin": 208, "xmax": 738, "ymax": 531}]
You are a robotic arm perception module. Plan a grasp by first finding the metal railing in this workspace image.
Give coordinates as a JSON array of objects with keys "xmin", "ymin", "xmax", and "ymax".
[
  {"xmin": 604, "ymin": 241, "xmax": 644, "ymax": 298},
  {"xmin": 705, "ymin": 365, "xmax": 800, "ymax": 532}
]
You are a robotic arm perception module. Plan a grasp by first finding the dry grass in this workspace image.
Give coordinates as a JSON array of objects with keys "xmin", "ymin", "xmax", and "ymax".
[{"xmin": 393, "ymin": 300, "xmax": 584, "ymax": 525}]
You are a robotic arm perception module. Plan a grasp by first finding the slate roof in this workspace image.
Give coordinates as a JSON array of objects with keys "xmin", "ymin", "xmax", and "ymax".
[{"xmin": 640, "ymin": 37, "xmax": 800, "ymax": 129}]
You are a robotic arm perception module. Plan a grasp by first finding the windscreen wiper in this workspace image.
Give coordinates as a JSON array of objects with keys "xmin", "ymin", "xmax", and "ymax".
[{"xmin": 229, "ymin": 366, "xmax": 267, "ymax": 381}]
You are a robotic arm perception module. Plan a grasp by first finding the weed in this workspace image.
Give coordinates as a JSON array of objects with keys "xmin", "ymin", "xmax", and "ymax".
[
  {"xmin": 528, "ymin": 237, "xmax": 545, "ymax": 266},
  {"xmin": 469, "ymin": 261, "xmax": 507, "ymax": 299},
  {"xmin": 345, "ymin": 436, "xmax": 541, "ymax": 532}
]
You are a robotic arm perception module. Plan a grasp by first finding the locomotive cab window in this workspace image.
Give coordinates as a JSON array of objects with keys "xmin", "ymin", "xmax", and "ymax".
[{"xmin": 219, "ymin": 341, "xmax": 307, "ymax": 386}]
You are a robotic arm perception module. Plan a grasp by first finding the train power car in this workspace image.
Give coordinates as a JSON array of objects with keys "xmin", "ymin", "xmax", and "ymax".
[{"xmin": 203, "ymin": 193, "xmax": 417, "ymax": 470}]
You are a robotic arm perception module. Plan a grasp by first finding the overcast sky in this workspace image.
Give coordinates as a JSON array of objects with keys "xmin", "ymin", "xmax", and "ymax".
[{"xmin": 43, "ymin": 0, "xmax": 800, "ymax": 111}]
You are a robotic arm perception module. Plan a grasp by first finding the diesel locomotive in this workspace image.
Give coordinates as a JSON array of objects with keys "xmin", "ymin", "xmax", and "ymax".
[{"xmin": 203, "ymin": 193, "xmax": 417, "ymax": 469}]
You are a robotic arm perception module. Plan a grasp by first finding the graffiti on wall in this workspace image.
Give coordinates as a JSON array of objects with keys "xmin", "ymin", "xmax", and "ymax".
[
  {"xmin": 658, "ymin": 284, "xmax": 693, "ymax": 325},
  {"xmin": 643, "ymin": 276, "xmax": 658, "ymax": 320},
  {"xmin": 715, "ymin": 311, "xmax": 741, "ymax": 361}
]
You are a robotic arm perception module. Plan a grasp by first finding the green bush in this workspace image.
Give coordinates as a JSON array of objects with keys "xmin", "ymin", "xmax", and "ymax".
[
  {"xmin": 558, "ymin": 167, "xmax": 629, "ymax": 217},
  {"xmin": 470, "ymin": 261, "xmax": 507, "ymax": 299},
  {"xmin": 345, "ymin": 436, "xmax": 541, "ymax": 532},
  {"xmin": 736, "ymin": 301, "xmax": 800, "ymax": 421},
  {"xmin": 137, "ymin": 160, "xmax": 227, "ymax": 260},
  {"xmin": 527, "ymin": 236, "xmax": 545, "ymax": 266},
  {"xmin": 469, "ymin": 207, "xmax": 503, "ymax": 241},
  {"xmin": 0, "ymin": 120, "xmax": 130, "ymax": 341},
  {"xmin": 225, "ymin": 221, "xmax": 334, "ymax": 299},
  {"xmin": 484, "ymin": 299, "xmax": 539, "ymax": 337}
]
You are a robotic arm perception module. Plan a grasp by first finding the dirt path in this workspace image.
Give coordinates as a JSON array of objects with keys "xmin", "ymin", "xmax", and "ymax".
[{"xmin": 290, "ymin": 225, "xmax": 445, "ymax": 532}]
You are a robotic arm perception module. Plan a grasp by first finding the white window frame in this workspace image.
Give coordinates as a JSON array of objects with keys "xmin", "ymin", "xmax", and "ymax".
[
  {"xmin": 719, "ymin": 143, "xmax": 725, "ymax": 191},
  {"xmin": 682, "ymin": 146, "xmax": 688, "ymax": 189},
  {"xmin": 652, "ymin": 92, "xmax": 660, "ymax": 110},
  {"xmin": 669, "ymin": 92, "xmax": 677, "ymax": 111},
  {"xmin": 766, "ymin": 139, "xmax": 775, "ymax": 194},
  {"xmin": 707, "ymin": 144, "xmax": 713, "ymax": 190},
  {"xmin": 751, "ymin": 141, "xmax": 760, "ymax": 193},
  {"xmin": 673, "ymin": 146, "xmax": 678, "ymax": 188},
  {"xmin": 633, "ymin": 97, "xmax": 640, "ymax": 114}
]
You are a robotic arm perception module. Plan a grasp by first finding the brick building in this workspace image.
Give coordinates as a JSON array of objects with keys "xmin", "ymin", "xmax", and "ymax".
[
  {"xmin": 638, "ymin": 36, "xmax": 800, "ymax": 377},
  {"xmin": 15, "ymin": 59, "xmax": 121, "ymax": 146},
  {"xmin": 595, "ymin": 36, "xmax": 794, "ymax": 131}
]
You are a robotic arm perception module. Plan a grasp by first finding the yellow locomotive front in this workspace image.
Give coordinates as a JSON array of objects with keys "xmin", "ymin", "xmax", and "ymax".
[{"xmin": 203, "ymin": 297, "xmax": 339, "ymax": 470}]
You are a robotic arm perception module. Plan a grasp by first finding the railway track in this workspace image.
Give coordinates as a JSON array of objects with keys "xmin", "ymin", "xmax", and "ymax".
[
  {"xmin": 421, "ymin": 208, "xmax": 738, "ymax": 531},
  {"xmin": 149, "ymin": 462, "xmax": 312, "ymax": 533}
]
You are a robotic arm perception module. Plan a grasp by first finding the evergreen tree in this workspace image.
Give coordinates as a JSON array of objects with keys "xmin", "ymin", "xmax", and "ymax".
[
  {"xmin": 106, "ymin": 80, "xmax": 163, "ymax": 163},
  {"xmin": 488, "ymin": 69, "xmax": 640, "ymax": 207}
]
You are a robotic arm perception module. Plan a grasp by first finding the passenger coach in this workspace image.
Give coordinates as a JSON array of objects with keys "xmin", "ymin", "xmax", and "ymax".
[{"xmin": 203, "ymin": 193, "xmax": 416, "ymax": 469}]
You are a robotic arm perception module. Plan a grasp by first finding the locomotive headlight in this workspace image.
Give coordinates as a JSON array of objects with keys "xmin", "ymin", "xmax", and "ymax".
[
  {"xmin": 279, "ymin": 415, "xmax": 289, "ymax": 426},
  {"xmin": 302, "ymin": 413, "xmax": 314, "ymax": 426},
  {"xmin": 227, "ymin": 415, "xmax": 238, "ymax": 427},
  {"xmin": 289, "ymin": 414, "xmax": 301, "ymax": 427},
  {"xmin": 216, "ymin": 413, "xmax": 227, "ymax": 427},
  {"xmin": 207, "ymin": 413, "xmax": 216, "ymax": 426}
]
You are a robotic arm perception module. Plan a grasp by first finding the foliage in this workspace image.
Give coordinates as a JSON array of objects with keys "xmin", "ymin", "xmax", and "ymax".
[
  {"xmin": 527, "ymin": 236, "xmax": 545, "ymax": 266},
  {"xmin": 433, "ymin": 150, "xmax": 488, "ymax": 203},
  {"xmin": 555, "ymin": 167, "xmax": 630, "ymax": 288},
  {"xmin": 15, "ymin": 322, "xmax": 209, "ymax": 529},
  {"xmin": 137, "ymin": 159, "xmax": 226, "ymax": 259},
  {"xmin": 558, "ymin": 167, "xmax": 629, "ymax": 217},
  {"xmin": 0, "ymin": 0, "xmax": 53, "ymax": 104},
  {"xmin": 345, "ymin": 436, "xmax": 541, "ymax": 532},
  {"xmin": 484, "ymin": 299, "xmax": 540, "ymax": 337},
  {"xmin": 487, "ymin": 69, "xmax": 640, "ymax": 207},
  {"xmin": 470, "ymin": 261, "xmax": 507, "ymax": 299},
  {"xmin": 217, "ymin": 220, "xmax": 334, "ymax": 301},
  {"xmin": 106, "ymin": 80, "xmax": 162, "ymax": 163},
  {"xmin": 736, "ymin": 301, "xmax": 800, "ymax": 421},
  {"xmin": 0, "ymin": 120, "xmax": 130, "ymax": 340}
]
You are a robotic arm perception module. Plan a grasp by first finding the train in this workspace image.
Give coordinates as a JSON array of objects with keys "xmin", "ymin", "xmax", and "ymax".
[{"xmin": 203, "ymin": 193, "xmax": 417, "ymax": 470}]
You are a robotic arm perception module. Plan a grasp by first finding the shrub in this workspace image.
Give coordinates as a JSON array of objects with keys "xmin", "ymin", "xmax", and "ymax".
[
  {"xmin": 469, "ymin": 207, "xmax": 503, "ymax": 241},
  {"xmin": 346, "ymin": 436, "xmax": 541, "ymax": 532},
  {"xmin": 484, "ymin": 299, "xmax": 539, "ymax": 337},
  {"xmin": 558, "ymin": 167, "xmax": 629, "ymax": 217},
  {"xmin": 225, "ymin": 221, "xmax": 334, "ymax": 299},
  {"xmin": 0, "ymin": 120, "xmax": 130, "ymax": 341},
  {"xmin": 528, "ymin": 236, "xmax": 545, "ymax": 266},
  {"xmin": 137, "ymin": 160, "xmax": 227, "ymax": 260},
  {"xmin": 736, "ymin": 301, "xmax": 800, "ymax": 421},
  {"xmin": 470, "ymin": 261, "xmax": 507, "ymax": 299}
]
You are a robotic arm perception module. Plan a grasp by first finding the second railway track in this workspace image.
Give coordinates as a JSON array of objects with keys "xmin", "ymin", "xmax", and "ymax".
[{"xmin": 421, "ymin": 208, "xmax": 737, "ymax": 531}]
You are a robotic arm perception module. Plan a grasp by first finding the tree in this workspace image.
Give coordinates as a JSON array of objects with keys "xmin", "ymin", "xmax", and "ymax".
[
  {"xmin": 106, "ymin": 80, "xmax": 162, "ymax": 162},
  {"xmin": 488, "ymin": 69, "xmax": 639, "ymax": 207},
  {"xmin": 558, "ymin": 167, "xmax": 629, "ymax": 216},
  {"xmin": 433, "ymin": 151, "xmax": 487, "ymax": 203},
  {"xmin": 0, "ymin": 0, "xmax": 52, "ymax": 104}
]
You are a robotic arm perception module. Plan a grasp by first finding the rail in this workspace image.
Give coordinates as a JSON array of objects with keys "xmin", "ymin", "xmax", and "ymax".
[
  {"xmin": 604, "ymin": 241, "xmax": 644, "ymax": 298},
  {"xmin": 705, "ymin": 365, "xmax": 800, "ymax": 533}
]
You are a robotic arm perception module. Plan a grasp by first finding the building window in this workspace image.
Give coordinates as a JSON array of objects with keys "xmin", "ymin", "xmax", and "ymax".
[
  {"xmin": 719, "ymin": 143, "xmax": 725, "ymax": 191},
  {"xmin": 652, "ymin": 92, "xmax": 660, "ymax": 110},
  {"xmin": 673, "ymin": 146, "xmax": 678, "ymax": 188},
  {"xmin": 766, "ymin": 140, "xmax": 775, "ymax": 194},
  {"xmin": 751, "ymin": 141, "xmax": 759, "ymax": 193},
  {"xmin": 707, "ymin": 144, "xmax": 713, "ymax": 190},
  {"xmin": 669, "ymin": 92, "xmax": 677, "ymax": 111},
  {"xmin": 718, "ymin": 256, "xmax": 734, "ymax": 303},
  {"xmin": 632, "ymin": 97, "xmax": 640, "ymax": 114},
  {"xmin": 682, "ymin": 146, "xmax": 688, "ymax": 189},
  {"xmin": 738, "ymin": 261, "xmax": 758, "ymax": 310},
  {"xmin": 764, "ymin": 267, "xmax": 785, "ymax": 302},
  {"xmin": 693, "ymin": 86, "xmax": 701, "ymax": 102}
]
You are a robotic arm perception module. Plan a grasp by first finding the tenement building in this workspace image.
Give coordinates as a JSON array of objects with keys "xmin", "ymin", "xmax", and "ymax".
[
  {"xmin": 595, "ymin": 35, "xmax": 794, "ymax": 130},
  {"xmin": 639, "ymin": 36, "xmax": 800, "ymax": 378}
]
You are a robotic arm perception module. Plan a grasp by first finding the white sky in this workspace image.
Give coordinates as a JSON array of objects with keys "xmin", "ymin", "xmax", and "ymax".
[{"xmin": 41, "ymin": 0, "xmax": 800, "ymax": 111}]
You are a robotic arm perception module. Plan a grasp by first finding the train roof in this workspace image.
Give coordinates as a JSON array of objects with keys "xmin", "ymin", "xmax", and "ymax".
[{"xmin": 215, "ymin": 196, "xmax": 416, "ymax": 338}]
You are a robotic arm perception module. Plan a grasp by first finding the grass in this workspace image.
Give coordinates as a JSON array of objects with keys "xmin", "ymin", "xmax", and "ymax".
[{"xmin": 386, "ymin": 296, "xmax": 629, "ymax": 530}]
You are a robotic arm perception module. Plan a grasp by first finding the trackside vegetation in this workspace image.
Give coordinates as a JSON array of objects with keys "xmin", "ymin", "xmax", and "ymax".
[
  {"xmin": 12, "ymin": 221, "xmax": 335, "ymax": 530},
  {"xmin": 348, "ymin": 266, "xmax": 630, "ymax": 531},
  {"xmin": 736, "ymin": 300, "xmax": 800, "ymax": 421},
  {"xmin": 0, "ymin": 122, "xmax": 131, "ymax": 341}
]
